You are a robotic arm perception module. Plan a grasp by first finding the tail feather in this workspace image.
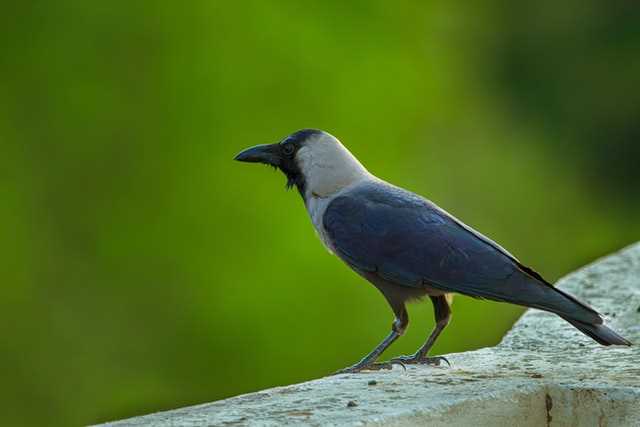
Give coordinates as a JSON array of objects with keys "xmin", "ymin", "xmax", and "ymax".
[
  {"xmin": 503, "ymin": 274, "xmax": 602, "ymax": 325},
  {"xmin": 489, "ymin": 264, "xmax": 630, "ymax": 346},
  {"xmin": 563, "ymin": 317, "xmax": 631, "ymax": 346},
  {"xmin": 513, "ymin": 265, "xmax": 603, "ymax": 325}
]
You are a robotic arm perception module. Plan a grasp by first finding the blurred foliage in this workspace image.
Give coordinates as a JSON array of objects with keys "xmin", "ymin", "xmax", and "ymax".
[{"xmin": 1, "ymin": 1, "xmax": 638, "ymax": 426}]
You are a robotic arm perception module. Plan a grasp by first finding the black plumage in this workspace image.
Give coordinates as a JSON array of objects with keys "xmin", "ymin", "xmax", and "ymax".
[
  {"xmin": 235, "ymin": 129, "xmax": 630, "ymax": 374},
  {"xmin": 324, "ymin": 180, "xmax": 627, "ymax": 343}
]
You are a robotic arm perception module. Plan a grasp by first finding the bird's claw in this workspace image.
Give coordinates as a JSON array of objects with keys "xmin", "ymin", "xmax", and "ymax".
[
  {"xmin": 334, "ymin": 360, "xmax": 406, "ymax": 375},
  {"xmin": 390, "ymin": 355, "xmax": 451, "ymax": 367},
  {"xmin": 370, "ymin": 360, "xmax": 407, "ymax": 372}
]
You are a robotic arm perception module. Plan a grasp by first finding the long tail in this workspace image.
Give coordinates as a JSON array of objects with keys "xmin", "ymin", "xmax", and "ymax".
[
  {"xmin": 503, "ymin": 265, "xmax": 631, "ymax": 346},
  {"xmin": 562, "ymin": 317, "xmax": 631, "ymax": 346}
]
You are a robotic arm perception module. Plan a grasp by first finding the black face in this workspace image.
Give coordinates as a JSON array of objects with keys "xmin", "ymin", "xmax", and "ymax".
[{"xmin": 234, "ymin": 129, "xmax": 323, "ymax": 197}]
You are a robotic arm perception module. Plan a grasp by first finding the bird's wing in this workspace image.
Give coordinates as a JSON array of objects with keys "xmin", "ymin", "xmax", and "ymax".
[{"xmin": 323, "ymin": 181, "xmax": 601, "ymax": 324}]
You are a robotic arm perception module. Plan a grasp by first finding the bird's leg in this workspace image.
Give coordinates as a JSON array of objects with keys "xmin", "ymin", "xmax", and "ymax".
[
  {"xmin": 335, "ymin": 308, "xmax": 408, "ymax": 374},
  {"xmin": 334, "ymin": 330, "xmax": 400, "ymax": 374},
  {"xmin": 392, "ymin": 295, "xmax": 452, "ymax": 366}
]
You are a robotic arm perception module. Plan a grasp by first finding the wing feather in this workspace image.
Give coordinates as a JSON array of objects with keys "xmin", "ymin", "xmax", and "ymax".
[{"xmin": 323, "ymin": 181, "xmax": 601, "ymax": 324}]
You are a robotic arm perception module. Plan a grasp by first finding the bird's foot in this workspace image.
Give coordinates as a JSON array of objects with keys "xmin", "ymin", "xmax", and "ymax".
[
  {"xmin": 390, "ymin": 354, "xmax": 451, "ymax": 367},
  {"xmin": 334, "ymin": 360, "xmax": 406, "ymax": 375}
]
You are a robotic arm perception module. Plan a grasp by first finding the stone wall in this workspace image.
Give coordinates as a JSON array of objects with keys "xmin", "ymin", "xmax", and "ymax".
[{"xmin": 100, "ymin": 243, "xmax": 640, "ymax": 426}]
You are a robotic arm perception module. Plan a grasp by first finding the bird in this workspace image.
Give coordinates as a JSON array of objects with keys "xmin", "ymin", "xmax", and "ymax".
[{"xmin": 234, "ymin": 129, "xmax": 631, "ymax": 374}]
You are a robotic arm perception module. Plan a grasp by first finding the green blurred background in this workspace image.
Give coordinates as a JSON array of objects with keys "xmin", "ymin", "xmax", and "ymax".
[{"xmin": 1, "ymin": 1, "xmax": 639, "ymax": 425}]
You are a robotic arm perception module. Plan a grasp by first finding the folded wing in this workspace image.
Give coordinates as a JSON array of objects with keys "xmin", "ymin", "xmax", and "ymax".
[{"xmin": 323, "ymin": 181, "xmax": 602, "ymax": 325}]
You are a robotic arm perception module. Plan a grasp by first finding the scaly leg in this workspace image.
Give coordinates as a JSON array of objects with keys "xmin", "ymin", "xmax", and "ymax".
[
  {"xmin": 392, "ymin": 295, "xmax": 451, "ymax": 366},
  {"xmin": 335, "ymin": 307, "xmax": 408, "ymax": 374}
]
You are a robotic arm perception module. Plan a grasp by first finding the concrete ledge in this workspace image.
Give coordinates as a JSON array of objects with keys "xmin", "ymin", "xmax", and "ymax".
[{"xmin": 100, "ymin": 243, "xmax": 640, "ymax": 426}]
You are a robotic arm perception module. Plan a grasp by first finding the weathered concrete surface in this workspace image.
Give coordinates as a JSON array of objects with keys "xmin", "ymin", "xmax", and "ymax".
[{"xmin": 100, "ymin": 243, "xmax": 640, "ymax": 427}]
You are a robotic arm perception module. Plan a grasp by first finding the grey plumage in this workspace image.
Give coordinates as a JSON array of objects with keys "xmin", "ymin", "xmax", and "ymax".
[
  {"xmin": 235, "ymin": 129, "xmax": 630, "ymax": 374},
  {"xmin": 324, "ymin": 180, "xmax": 624, "ymax": 341}
]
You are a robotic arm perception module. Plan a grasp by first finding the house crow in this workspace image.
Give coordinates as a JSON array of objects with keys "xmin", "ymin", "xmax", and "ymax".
[{"xmin": 235, "ymin": 129, "xmax": 630, "ymax": 374}]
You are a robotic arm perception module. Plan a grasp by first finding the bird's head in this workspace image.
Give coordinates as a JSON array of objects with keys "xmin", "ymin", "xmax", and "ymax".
[{"xmin": 235, "ymin": 129, "xmax": 369, "ymax": 200}]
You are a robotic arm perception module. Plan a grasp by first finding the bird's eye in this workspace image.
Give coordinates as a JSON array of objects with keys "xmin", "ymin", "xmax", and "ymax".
[{"xmin": 282, "ymin": 143, "xmax": 295, "ymax": 156}]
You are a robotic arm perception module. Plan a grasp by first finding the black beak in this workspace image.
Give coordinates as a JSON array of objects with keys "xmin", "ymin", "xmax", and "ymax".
[{"xmin": 234, "ymin": 144, "xmax": 280, "ymax": 167}]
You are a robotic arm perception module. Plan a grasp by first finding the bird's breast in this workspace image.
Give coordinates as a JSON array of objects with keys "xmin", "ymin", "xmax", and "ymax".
[
  {"xmin": 304, "ymin": 178, "xmax": 374, "ymax": 256},
  {"xmin": 305, "ymin": 194, "xmax": 335, "ymax": 254}
]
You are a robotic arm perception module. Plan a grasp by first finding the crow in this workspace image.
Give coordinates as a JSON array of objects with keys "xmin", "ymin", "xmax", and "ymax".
[{"xmin": 235, "ymin": 129, "xmax": 630, "ymax": 374}]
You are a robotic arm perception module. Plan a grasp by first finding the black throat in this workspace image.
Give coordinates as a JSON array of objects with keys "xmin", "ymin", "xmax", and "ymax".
[
  {"xmin": 278, "ymin": 129, "xmax": 324, "ymax": 202},
  {"xmin": 283, "ymin": 168, "xmax": 307, "ymax": 201}
]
